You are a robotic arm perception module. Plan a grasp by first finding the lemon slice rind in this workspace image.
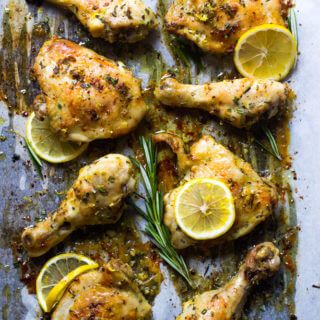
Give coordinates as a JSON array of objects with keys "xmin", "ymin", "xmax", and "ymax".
[
  {"xmin": 36, "ymin": 253, "xmax": 99, "ymax": 312},
  {"xmin": 234, "ymin": 24, "xmax": 297, "ymax": 81},
  {"xmin": 26, "ymin": 112, "xmax": 88, "ymax": 164}
]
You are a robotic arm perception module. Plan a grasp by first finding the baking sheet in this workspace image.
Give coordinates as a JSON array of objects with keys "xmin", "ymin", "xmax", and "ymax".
[{"xmin": 0, "ymin": 0, "xmax": 318, "ymax": 319}]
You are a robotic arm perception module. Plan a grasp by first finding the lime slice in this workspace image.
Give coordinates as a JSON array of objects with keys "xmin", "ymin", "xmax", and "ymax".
[
  {"xmin": 174, "ymin": 178, "xmax": 235, "ymax": 240},
  {"xmin": 26, "ymin": 112, "xmax": 88, "ymax": 163},
  {"xmin": 36, "ymin": 253, "xmax": 99, "ymax": 312},
  {"xmin": 234, "ymin": 24, "xmax": 297, "ymax": 80}
]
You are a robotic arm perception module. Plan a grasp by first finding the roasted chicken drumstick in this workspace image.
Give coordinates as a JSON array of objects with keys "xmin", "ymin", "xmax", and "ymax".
[
  {"xmin": 155, "ymin": 77, "xmax": 293, "ymax": 129},
  {"xmin": 52, "ymin": 259, "xmax": 151, "ymax": 320},
  {"xmin": 46, "ymin": 0, "xmax": 157, "ymax": 43},
  {"xmin": 33, "ymin": 38, "xmax": 147, "ymax": 143},
  {"xmin": 153, "ymin": 133, "xmax": 278, "ymax": 249},
  {"xmin": 177, "ymin": 242, "xmax": 281, "ymax": 320},
  {"xmin": 165, "ymin": 0, "xmax": 287, "ymax": 54},
  {"xmin": 22, "ymin": 154, "xmax": 136, "ymax": 257}
]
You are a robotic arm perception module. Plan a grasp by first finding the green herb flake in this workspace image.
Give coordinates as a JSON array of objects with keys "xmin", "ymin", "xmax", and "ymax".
[{"xmin": 105, "ymin": 76, "xmax": 119, "ymax": 86}]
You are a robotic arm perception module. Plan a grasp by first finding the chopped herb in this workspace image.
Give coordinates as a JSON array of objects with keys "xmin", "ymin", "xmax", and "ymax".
[
  {"xmin": 233, "ymin": 96, "xmax": 240, "ymax": 105},
  {"xmin": 105, "ymin": 75, "xmax": 119, "ymax": 86},
  {"xmin": 201, "ymin": 309, "xmax": 208, "ymax": 315},
  {"xmin": 80, "ymin": 83, "xmax": 91, "ymax": 89},
  {"xmin": 96, "ymin": 186, "xmax": 108, "ymax": 193},
  {"xmin": 23, "ymin": 196, "xmax": 32, "ymax": 203},
  {"xmin": 108, "ymin": 176, "xmax": 115, "ymax": 183}
]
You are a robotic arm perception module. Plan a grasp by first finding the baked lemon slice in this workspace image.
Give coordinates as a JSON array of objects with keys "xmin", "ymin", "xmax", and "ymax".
[
  {"xmin": 36, "ymin": 253, "xmax": 99, "ymax": 312},
  {"xmin": 234, "ymin": 24, "xmax": 297, "ymax": 80},
  {"xmin": 26, "ymin": 112, "xmax": 88, "ymax": 163},
  {"xmin": 174, "ymin": 179, "xmax": 235, "ymax": 240}
]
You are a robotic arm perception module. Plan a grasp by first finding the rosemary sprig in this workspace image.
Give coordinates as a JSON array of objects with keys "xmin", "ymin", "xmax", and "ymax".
[
  {"xmin": 24, "ymin": 138, "xmax": 43, "ymax": 178},
  {"xmin": 169, "ymin": 37, "xmax": 191, "ymax": 67},
  {"xmin": 169, "ymin": 36, "xmax": 204, "ymax": 72},
  {"xmin": 255, "ymin": 125, "xmax": 282, "ymax": 161},
  {"xmin": 129, "ymin": 137, "xmax": 194, "ymax": 287}
]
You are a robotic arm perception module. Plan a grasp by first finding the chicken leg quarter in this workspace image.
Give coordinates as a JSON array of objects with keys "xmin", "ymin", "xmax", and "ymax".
[
  {"xmin": 155, "ymin": 77, "xmax": 293, "ymax": 129},
  {"xmin": 22, "ymin": 154, "xmax": 136, "ymax": 257},
  {"xmin": 33, "ymin": 38, "xmax": 147, "ymax": 143},
  {"xmin": 177, "ymin": 242, "xmax": 281, "ymax": 320},
  {"xmin": 165, "ymin": 0, "xmax": 288, "ymax": 54},
  {"xmin": 153, "ymin": 133, "xmax": 278, "ymax": 249},
  {"xmin": 46, "ymin": 0, "xmax": 157, "ymax": 43},
  {"xmin": 52, "ymin": 259, "xmax": 151, "ymax": 320}
]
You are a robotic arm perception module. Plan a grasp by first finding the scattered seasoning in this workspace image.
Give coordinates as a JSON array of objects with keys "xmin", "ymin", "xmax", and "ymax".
[
  {"xmin": 105, "ymin": 75, "xmax": 119, "ymax": 86},
  {"xmin": 108, "ymin": 176, "xmax": 115, "ymax": 183}
]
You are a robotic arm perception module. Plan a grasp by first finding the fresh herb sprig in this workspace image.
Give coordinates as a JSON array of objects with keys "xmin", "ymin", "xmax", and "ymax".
[
  {"xmin": 169, "ymin": 36, "xmax": 204, "ymax": 72},
  {"xmin": 255, "ymin": 125, "xmax": 282, "ymax": 161},
  {"xmin": 129, "ymin": 137, "xmax": 194, "ymax": 287}
]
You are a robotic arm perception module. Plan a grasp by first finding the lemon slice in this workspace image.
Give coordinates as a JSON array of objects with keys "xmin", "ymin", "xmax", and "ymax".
[
  {"xmin": 26, "ymin": 112, "xmax": 88, "ymax": 163},
  {"xmin": 36, "ymin": 253, "xmax": 99, "ymax": 312},
  {"xmin": 234, "ymin": 24, "xmax": 297, "ymax": 80},
  {"xmin": 174, "ymin": 179, "xmax": 235, "ymax": 240}
]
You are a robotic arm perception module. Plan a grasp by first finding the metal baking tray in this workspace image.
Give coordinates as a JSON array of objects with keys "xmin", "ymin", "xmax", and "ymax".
[{"xmin": 0, "ymin": 0, "xmax": 319, "ymax": 319}]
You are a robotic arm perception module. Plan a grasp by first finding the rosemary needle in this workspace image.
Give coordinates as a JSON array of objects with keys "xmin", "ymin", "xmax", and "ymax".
[
  {"xmin": 255, "ymin": 125, "xmax": 282, "ymax": 161},
  {"xmin": 129, "ymin": 137, "xmax": 194, "ymax": 287}
]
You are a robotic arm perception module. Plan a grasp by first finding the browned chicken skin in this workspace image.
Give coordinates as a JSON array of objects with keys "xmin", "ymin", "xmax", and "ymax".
[
  {"xmin": 177, "ymin": 242, "xmax": 281, "ymax": 319},
  {"xmin": 47, "ymin": 0, "xmax": 157, "ymax": 43},
  {"xmin": 153, "ymin": 133, "xmax": 278, "ymax": 249},
  {"xmin": 155, "ymin": 77, "xmax": 293, "ymax": 129},
  {"xmin": 22, "ymin": 154, "xmax": 136, "ymax": 257},
  {"xmin": 165, "ymin": 0, "xmax": 288, "ymax": 54},
  {"xmin": 33, "ymin": 38, "xmax": 147, "ymax": 143},
  {"xmin": 52, "ymin": 259, "xmax": 151, "ymax": 320}
]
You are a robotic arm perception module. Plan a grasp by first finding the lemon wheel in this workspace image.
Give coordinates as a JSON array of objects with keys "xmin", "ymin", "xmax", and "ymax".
[
  {"xmin": 234, "ymin": 24, "xmax": 297, "ymax": 80},
  {"xmin": 174, "ymin": 178, "xmax": 235, "ymax": 240},
  {"xmin": 36, "ymin": 253, "xmax": 99, "ymax": 312},
  {"xmin": 26, "ymin": 112, "xmax": 88, "ymax": 164}
]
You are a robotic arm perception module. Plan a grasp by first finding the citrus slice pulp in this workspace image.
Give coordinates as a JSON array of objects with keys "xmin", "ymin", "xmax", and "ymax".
[
  {"xmin": 26, "ymin": 112, "xmax": 88, "ymax": 163},
  {"xmin": 234, "ymin": 24, "xmax": 297, "ymax": 80},
  {"xmin": 36, "ymin": 253, "xmax": 99, "ymax": 312},
  {"xmin": 174, "ymin": 178, "xmax": 235, "ymax": 240}
]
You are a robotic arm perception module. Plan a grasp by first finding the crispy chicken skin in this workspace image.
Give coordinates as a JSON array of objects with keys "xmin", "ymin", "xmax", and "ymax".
[
  {"xmin": 153, "ymin": 133, "xmax": 278, "ymax": 249},
  {"xmin": 52, "ymin": 259, "xmax": 151, "ymax": 320},
  {"xmin": 155, "ymin": 77, "xmax": 293, "ymax": 129},
  {"xmin": 177, "ymin": 242, "xmax": 280, "ymax": 320},
  {"xmin": 33, "ymin": 38, "xmax": 147, "ymax": 143},
  {"xmin": 165, "ymin": 0, "xmax": 287, "ymax": 54},
  {"xmin": 47, "ymin": 0, "xmax": 157, "ymax": 43},
  {"xmin": 21, "ymin": 154, "xmax": 136, "ymax": 257}
]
